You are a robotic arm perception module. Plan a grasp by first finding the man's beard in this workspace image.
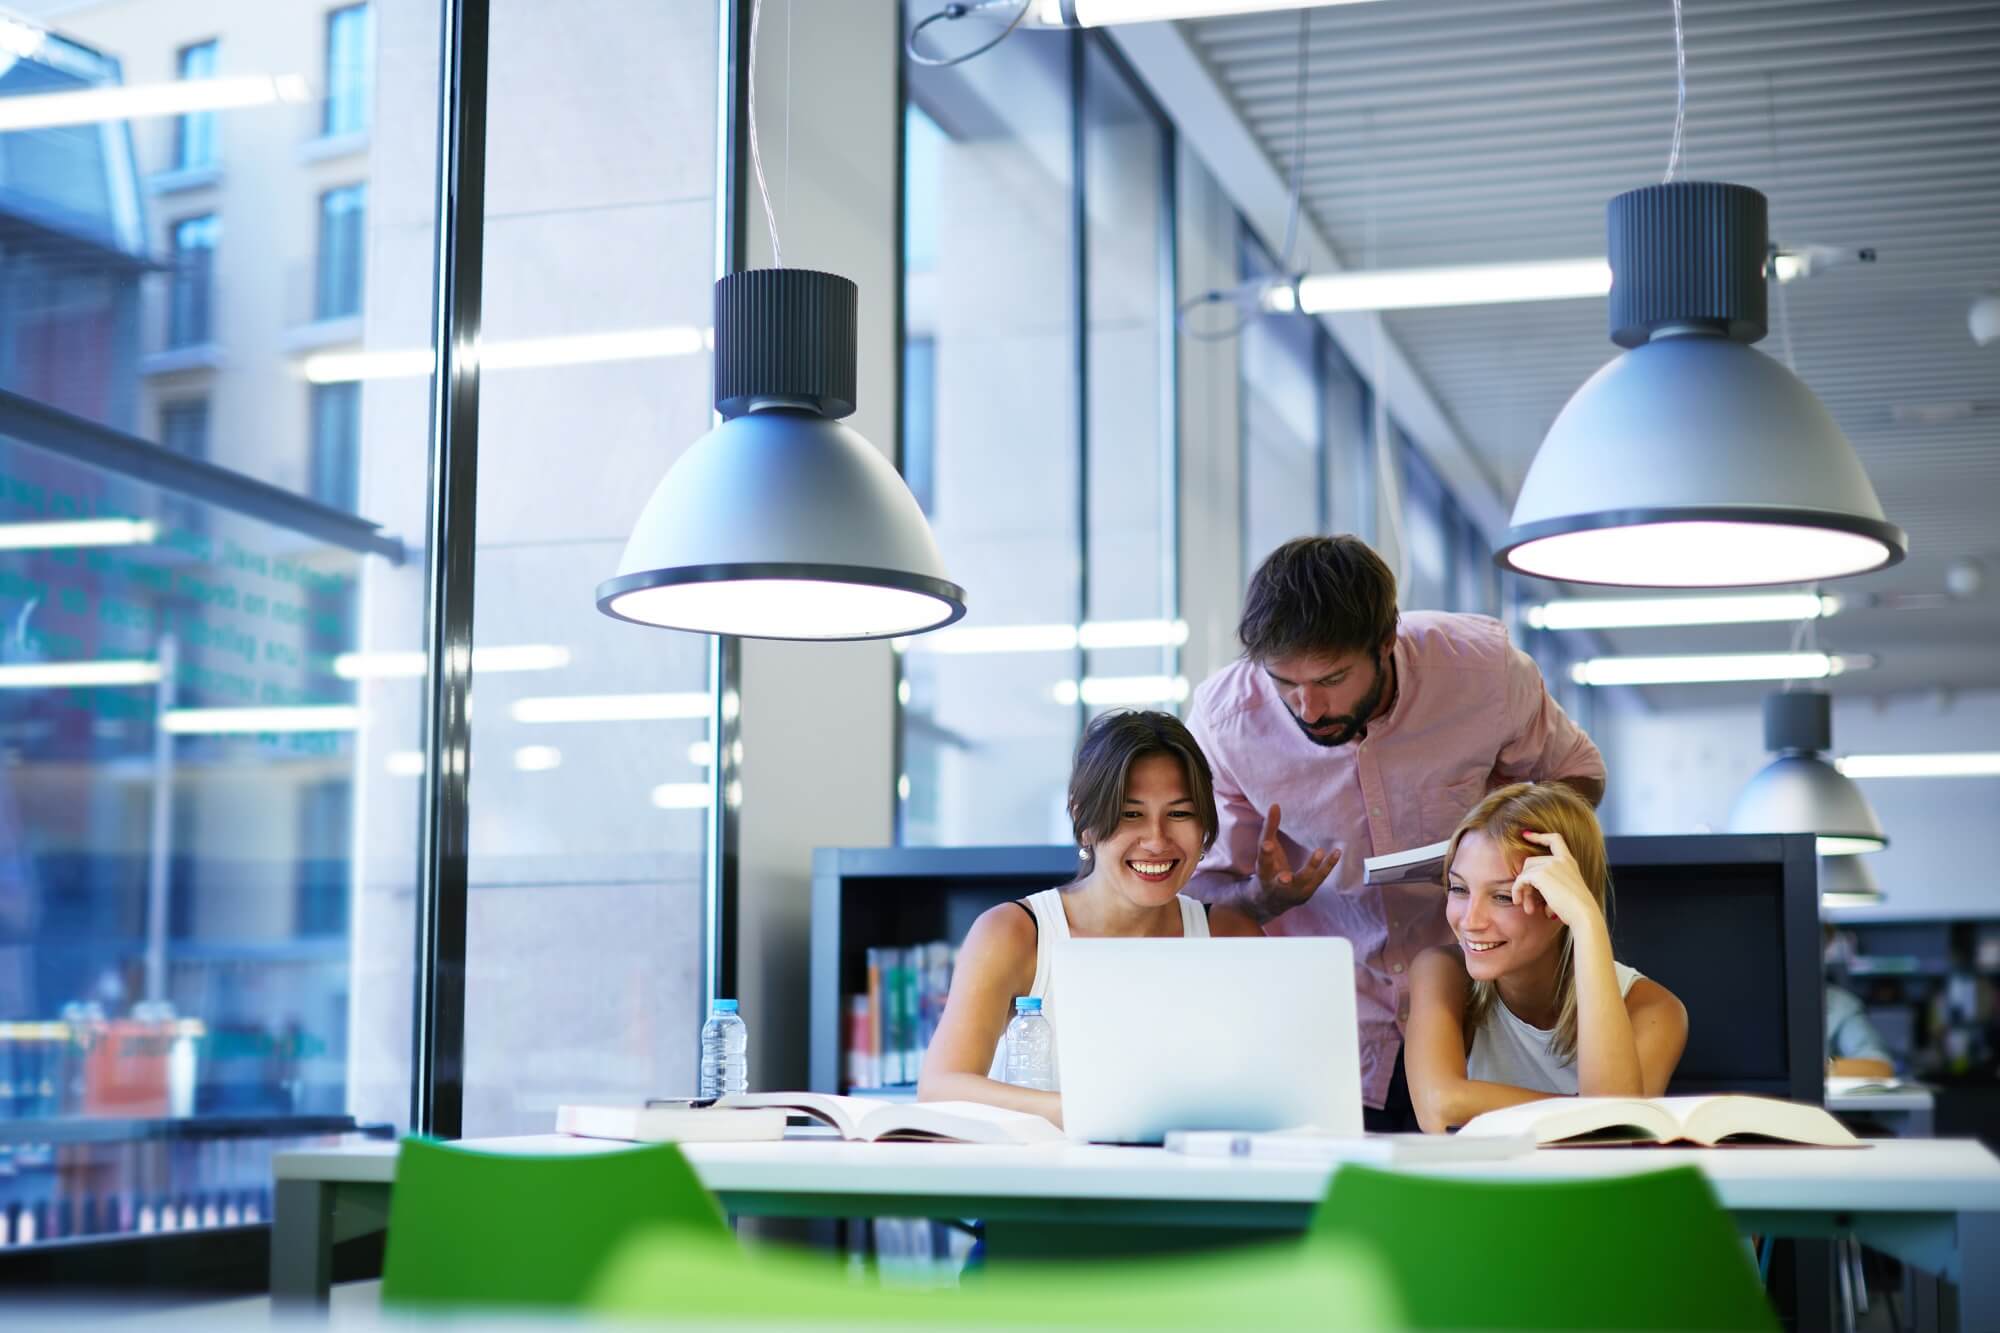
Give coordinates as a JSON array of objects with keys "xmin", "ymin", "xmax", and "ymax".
[{"xmin": 1290, "ymin": 653, "xmax": 1390, "ymax": 749}]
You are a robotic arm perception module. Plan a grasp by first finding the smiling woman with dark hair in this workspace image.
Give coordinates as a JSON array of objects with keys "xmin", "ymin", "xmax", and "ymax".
[{"xmin": 917, "ymin": 710, "xmax": 1261, "ymax": 1128}]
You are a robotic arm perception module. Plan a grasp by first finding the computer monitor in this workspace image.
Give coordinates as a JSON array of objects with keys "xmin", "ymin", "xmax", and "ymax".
[{"xmin": 1604, "ymin": 833, "xmax": 1823, "ymax": 1103}]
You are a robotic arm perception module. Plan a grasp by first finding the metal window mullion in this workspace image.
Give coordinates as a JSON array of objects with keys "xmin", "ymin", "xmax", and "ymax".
[
  {"xmin": 1072, "ymin": 32, "xmax": 1089, "ymax": 732},
  {"xmin": 1157, "ymin": 116, "xmax": 1180, "ymax": 693},
  {"xmin": 411, "ymin": 0, "xmax": 490, "ymax": 1142}
]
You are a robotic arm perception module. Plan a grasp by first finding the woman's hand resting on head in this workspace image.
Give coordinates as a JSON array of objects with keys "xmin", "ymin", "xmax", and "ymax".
[{"xmin": 1510, "ymin": 830, "xmax": 1604, "ymax": 933}]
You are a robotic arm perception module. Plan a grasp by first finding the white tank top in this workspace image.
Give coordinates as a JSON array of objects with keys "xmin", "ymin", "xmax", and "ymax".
[
  {"xmin": 1463, "ymin": 962, "xmax": 1644, "ymax": 1095},
  {"xmin": 985, "ymin": 886, "xmax": 1211, "ymax": 1088}
]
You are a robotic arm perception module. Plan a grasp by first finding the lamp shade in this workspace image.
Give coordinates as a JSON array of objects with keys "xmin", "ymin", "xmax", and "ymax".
[
  {"xmin": 1727, "ymin": 690, "xmax": 1886, "ymax": 855},
  {"xmin": 1498, "ymin": 182, "xmax": 1905, "ymax": 587},
  {"xmin": 596, "ymin": 270, "xmax": 965, "ymax": 640},
  {"xmin": 1819, "ymin": 854, "xmax": 1884, "ymax": 908}
]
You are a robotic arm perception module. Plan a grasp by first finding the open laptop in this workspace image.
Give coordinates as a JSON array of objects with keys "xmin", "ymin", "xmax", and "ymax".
[{"xmin": 1052, "ymin": 937, "xmax": 1363, "ymax": 1144}]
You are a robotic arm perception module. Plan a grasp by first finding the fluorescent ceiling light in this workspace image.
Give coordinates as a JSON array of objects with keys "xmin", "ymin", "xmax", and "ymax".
[
  {"xmin": 1526, "ymin": 593, "xmax": 1840, "ymax": 631},
  {"xmin": 333, "ymin": 644, "xmax": 571, "ymax": 679},
  {"xmin": 900, "ymin": 619, "xmax": 1188, "ymax": 655},
  {"xmin": 1052, "ymin": 675, "xmax": 1190, "ymax": 707},
  {"xmin": 301, "ymin": 327, "xmax": 707, "ymax": 384},
  {"xmin": 688, "ymin": 740, "xmax": 714, "ymax": 767},
  {"xmin": 1814, "ymin": 835, "xmax": 1884, "ymax": 856},
  {"xmin": 513, "ymin": 745, "xmax": 562, "ymax": 772},
  {"xmin": 1266, "ymin": 259, "xmax": 1610, "ymax": 315},
  {"xmin": 162, "ymin": 705, "xmax": 361, "ymax": 734},
  {"xmin": 1032, "ymin": 0, "xmax": 1379, "ymax": 27},
  {"xmin": 0, "ymin": 660, "xmax": 161, "ymax": 689},
  {"xmin": 1568, "ymin": 652, "xmax": 1861, "ymax": 687},
  {"xmin": 0, "ymin": 518, "xmax": 157, "ymax": 550},
  {"xmin": 651, "ymin": 782, "xmax": 712, "ymax": 810},
  {"xmin": 0, "ymin": 73, "xmax": 309, "ymax": 132},
  {"xmin": 1836, "ymin": 753, "xmax": 2000, "ymax": 779},
  {"xmin": 509, "ymin": 691, "xmax": 710, "ymax": 724}
]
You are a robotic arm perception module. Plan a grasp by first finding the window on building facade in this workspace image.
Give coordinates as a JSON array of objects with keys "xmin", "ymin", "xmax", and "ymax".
[
  {"xmin": 167, "ymin": 214, "xmax": 219, "ymax": 348},
  {"xmin": 175, "ymin": 40, "xmax": 219, "ymax": 170},
  {"xmin": 309, "ymin": 382, "xmax": 361, "ymax": 512},
  {"xmin": 323, "ymin": 4, "xmax": 372, "ymax": 137},
  {"xmin": 315, "ymin": 184, "xmax": 365, "ymax": 320}
]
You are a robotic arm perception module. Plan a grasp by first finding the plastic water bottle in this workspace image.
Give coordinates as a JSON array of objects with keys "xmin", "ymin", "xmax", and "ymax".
[
  {"xmin": 699, "ymin": 999, "xmax": 748, "ymax": 1099},
  {"xmin": 1003, "ymin": 996, "xmax": 1054, "ymax": 1091}
]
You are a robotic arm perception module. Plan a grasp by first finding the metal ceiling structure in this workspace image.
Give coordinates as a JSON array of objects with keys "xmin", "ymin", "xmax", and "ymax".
[{"xmin": 1171, "ymin": 0, "xmax": 2000, "ymax": 706}]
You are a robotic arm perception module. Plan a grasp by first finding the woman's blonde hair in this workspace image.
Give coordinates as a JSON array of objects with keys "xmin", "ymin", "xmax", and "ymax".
[{"xmin": 1442, "ymin": 782, "xmax": 1612, "ymax": 1066}]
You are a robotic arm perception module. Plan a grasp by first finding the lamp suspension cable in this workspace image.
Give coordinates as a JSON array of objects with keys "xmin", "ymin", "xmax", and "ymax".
[
  {"xmin": 906, "ymin": 0, "xmax": 1034, "ymax": 69},
  {"xmin": 748, "ymin": 0, "xmax": 783, "ymax": 266},
  {"xmin": 1662, "ymin": 0, "xmax": 1686, "ymax": 184}
]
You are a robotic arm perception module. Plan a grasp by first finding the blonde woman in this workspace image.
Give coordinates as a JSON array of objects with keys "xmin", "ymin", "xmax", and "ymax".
[{"xmin": 1406, "ymin": 782, "xmax": 1688, "ymax": 1133}]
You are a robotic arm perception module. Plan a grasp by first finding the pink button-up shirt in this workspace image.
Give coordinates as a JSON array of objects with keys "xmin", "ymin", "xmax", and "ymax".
[{"xmin": 1186, "ymin": 611, "xmax": 1605, "ymax": 1108}]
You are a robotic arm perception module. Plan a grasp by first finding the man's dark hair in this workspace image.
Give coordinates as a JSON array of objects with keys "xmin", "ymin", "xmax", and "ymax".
[
  {"xmin": 1238, "ymin": 535, "xmax": 1398, "ymax": 662},
  {"xmin": 1068, "ymin": 710, "xmax": 1218, "ymax": 863}
]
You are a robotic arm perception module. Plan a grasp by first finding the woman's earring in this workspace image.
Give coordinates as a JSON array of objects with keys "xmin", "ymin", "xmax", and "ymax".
[{"xmin": 1077, "ymin": 846, "xmax": 1089, "ymax": 861}]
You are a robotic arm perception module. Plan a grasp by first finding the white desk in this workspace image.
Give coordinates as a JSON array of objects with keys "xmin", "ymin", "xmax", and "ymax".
[{"xmin": 272, "ymin": 1133, "xmax": 2000, "ymax": 1326}]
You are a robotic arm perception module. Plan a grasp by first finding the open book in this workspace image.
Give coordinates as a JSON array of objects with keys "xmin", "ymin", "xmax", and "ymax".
[
  {"xmin": 1363, "ymin": 839, "xmax": 1451, "ymax": 886},
  {"xmin": 1458, "ymin": 1095, "xmax": 1865, "ymax": 1148},
  {"xmin": 712, "ymin": 1092, "xmax": 1065, "ymax": 1146}
]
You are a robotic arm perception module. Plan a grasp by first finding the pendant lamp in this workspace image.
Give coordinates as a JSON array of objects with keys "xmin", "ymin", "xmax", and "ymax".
[
  {"xmin": 597, "ymin": 269, "xmax": 966, "ymax": 640},
  {"xmin": 1498, "ymin": 182, "xmax": 1906, "ymax": 587},
  {"xmin": 1728, "ymin": 689, "xmax": 1885, "ymax": 856},
  {"xmin": 1819, "ymin": 854, "xmax": 1884, "ymax": 909}
]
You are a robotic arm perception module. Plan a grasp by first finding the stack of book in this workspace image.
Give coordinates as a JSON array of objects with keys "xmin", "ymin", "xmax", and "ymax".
[{"xmin": 847, "ymin": 941, "xmax": 956, "ymax": 1090}]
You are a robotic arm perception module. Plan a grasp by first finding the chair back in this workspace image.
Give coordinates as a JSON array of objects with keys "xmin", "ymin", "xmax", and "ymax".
[
  {"xmin": 1312, "ymin": 1162, "xmax": 1777, "ymax": 1331},
  {"xmin": 380, "ymin": 1137, "xmax": 732, "ymax": 1309}
]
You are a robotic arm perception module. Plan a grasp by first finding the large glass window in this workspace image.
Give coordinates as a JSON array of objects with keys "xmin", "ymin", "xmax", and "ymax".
[
  {"xmin": 1081, "ymin": 41, "xmax": 1176, "ymax": 726},
  {"xmin": 174, "ymin": 40, "xmax": 218, "ymax": 170},
  {"xmin": 453, "ymin": 0, "xmax": 721, "ymax": 1136},
  {"xmin": 315, "ymin": 184, "xmax": 365, "ymax": 320},
  {"xmin": 166, "ymin": 214, "xmax": 218, "ymax": 348},
  {"xmin": 1240, "ymin": 227, "xmax": 1322, "ymax": 572},
  {"xmin": 0, "ymin": 2, "xmax": 438, "ymax": 1249},
  {"xmin": 899, "ymin": 25, "xmax": 1081, "ymax": 846},
  {"xmin": 1399, "ymin": 429, "xmax": 1453, "ymax": 612},
  {"xmin": 308, "ymin": 382, "xmax": 360, "ymax": 512},
  {"xmin": 1323, "ymin": 339, "xmax": 1373, "ymax": 542},
  {"xmin": 323, "ymin": 4, "xmax": 372, "ymax": 137}
]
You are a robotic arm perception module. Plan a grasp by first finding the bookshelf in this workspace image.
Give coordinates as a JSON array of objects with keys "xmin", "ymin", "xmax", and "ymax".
[{"xmin": 808, "ymin": 845, "xmax": 1078, "ymax": 1094}]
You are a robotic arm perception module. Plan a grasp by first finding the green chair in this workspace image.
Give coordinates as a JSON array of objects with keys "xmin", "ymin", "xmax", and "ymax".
[
  {"xmin": 1310, "ymin": 1163, "xmax": 1778, "ymax": 1331},
  {"xmin": 592, "ymin": 1228, "xmax": 1403, "ymax": 1329},
  {"xmin": 379, "ymin": 1137, "xmax": 733, "ymax": 1310}
]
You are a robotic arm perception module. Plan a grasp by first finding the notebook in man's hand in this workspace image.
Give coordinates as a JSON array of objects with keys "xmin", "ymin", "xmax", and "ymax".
[
  {"xmin": 1362, "ymin": 839, "xmax": 1451, "ymax": 886},
  {"xmin": 698, "ymin": 1092, "xmax": 1064, "ymax": 1145},
  {"xmin": 1457, "ymin": 1095, "xmax": 1865, "ymax": 1148}
]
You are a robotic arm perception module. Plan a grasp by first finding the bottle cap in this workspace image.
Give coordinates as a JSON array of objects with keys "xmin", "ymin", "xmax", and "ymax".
[
  {"xmin": 1013, "ymin": 996, "xmax": 1042, "ymax": 1012},
  {"xmin": 712, "ymin": 999, "xmax": 739, "ymax": 1014}
]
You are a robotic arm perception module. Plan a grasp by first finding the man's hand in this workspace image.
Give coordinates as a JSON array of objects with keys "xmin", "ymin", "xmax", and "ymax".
[{"xmin": 1252, "ymin": 803, "xmax": 1339, "ymax": 922}]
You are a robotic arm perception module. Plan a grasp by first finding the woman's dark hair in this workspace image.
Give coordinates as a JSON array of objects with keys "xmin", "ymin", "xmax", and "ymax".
[
  {"xmin": 1068, "ymin": 710, "xmax": 1219, "ymax": 863},
  {"xmin": 1238, "ymin": 535, "xmax": 1398, "ymax": 663}
]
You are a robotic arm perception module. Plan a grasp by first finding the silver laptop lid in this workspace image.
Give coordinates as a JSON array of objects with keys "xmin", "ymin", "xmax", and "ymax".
[{"xmin": 1051, "ymin": 937, "xmax": 1362, "ymax": 1144}]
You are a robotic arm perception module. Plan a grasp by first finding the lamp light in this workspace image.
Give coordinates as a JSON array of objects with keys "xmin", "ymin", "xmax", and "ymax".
[
  {"xmin": 596, "ymin": 270, "xmax": 964, "ymax": 640},
  {"xmin": 1728, "ymin": 690, "xmax": 1886, "ymax": 856},
  {"xmin": 1498, "ymin": 182, "xmax": 1905, "ymax": 587}
]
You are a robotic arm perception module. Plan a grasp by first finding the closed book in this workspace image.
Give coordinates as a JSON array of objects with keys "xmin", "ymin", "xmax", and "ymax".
[
  {"xmin": 1362, "ymin": 839, "xmax": 1451, "ymax": 886},
  {"xmin": 557, "ymin": 1103, "xmax": 787, "ymax": 1143}
]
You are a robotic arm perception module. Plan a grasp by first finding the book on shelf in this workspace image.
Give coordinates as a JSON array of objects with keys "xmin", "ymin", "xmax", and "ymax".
[
  {"xmin": 1362, "ymin": 839, "xmax": 1451, "ymax": 886},
  {"xmin": 1457, "ymin": 1095, "xmax": 1865, "ymax": 1148},
  {"xmin": 711, "ymin": 1092, "xmax": 1063, "ymax": 1145},
  {"xmin": 1165, "ymin": 1128, "xmax": 1532, "ymax": 1165},
  {"xmin": 853, "ymin": 940, "xmax": 957, "ymax": 1091},
  {"xmin": 556, "ymin": 1103, "xmax": 787, "ymax": 1144}
]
